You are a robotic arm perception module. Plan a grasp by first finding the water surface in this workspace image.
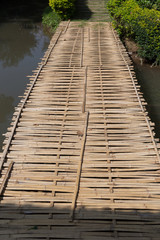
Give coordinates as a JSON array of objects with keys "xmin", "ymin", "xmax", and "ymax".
[
  {"xmin": 0, "ymin": 21, "xmax": 50, "ymax": 150},
  {"xmin": 134, "ymin": 63, "xmax": 160, "ymax": 140}
]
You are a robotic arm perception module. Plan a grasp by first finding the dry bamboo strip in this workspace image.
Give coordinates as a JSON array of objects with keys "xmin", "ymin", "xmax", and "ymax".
[
  {"xmin": 48, "ymin": 66, "xmax": 76, "ymax": 221},
  {"xmin": 0, "ymin": 162, "xmax": 14, "ymax": 196},
  {"xmin": 69, "ymin": 29, "xmax": 81, "ymax": 67},
  {"xmin": 82, "ymin": 66, "xmax": 88, "ymax": 113},
  {"xmin": 98, "ymin": 26, "xmax": 102, "ymax": 66},
  {"xmin": 88, "ymin": 27, "xmax": 90, "ymax": 42},
  {"xmin": 99, "ymin": 66, "xmax": 117, "ymax": 237},
  {"xmin": 70, "ymin": 111, "xmax": 89, "ymax": 221},
  {"xmin": 110, "ymin": 23, "xmax": 160, "ymax": 164},
  {"xmin": 62, "ymin": 20, "xmax": 70, "ymax": 34},
  {"xmin": 80, "ymin": 27, "xmax": 84, "ymax": 68}
]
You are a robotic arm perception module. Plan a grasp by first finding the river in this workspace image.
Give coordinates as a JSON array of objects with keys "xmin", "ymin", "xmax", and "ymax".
[{"xmin": 0, "ymin": 21, "xmax": 51, "ymax": 151}]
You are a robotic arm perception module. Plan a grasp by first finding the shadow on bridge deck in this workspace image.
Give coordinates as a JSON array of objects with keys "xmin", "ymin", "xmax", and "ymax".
[{"xmin": 0, "ymin": 203, "xmax": 160, "ymax": 239}]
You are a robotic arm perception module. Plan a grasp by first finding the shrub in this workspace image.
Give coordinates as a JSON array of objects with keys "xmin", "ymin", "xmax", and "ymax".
[
  {"xmin": 137, "ymin": 0, "xmax": 153, "ymax": 8},
  {"xmin": 134, "ymin": 8, "xmax": 160, "ymax": 63},
  {"xmin": 49, "ymin": 0, "xmax": 75, "ymax": 20},
  {"xmin": 42, "ymin": 7, "xmax": 61, "ymax": 31},
  {"xmin": 113, "ymin": 0, "xmax": 142, "ymax": 36},
  {"xmin": 107, "ymin": 0, "xmax": 160, "ymax": 64}
]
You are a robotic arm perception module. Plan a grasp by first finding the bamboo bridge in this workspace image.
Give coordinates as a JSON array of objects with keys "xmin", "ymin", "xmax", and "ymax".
[{"xmin": 0, "ymin": 21, "xmax": 160, "ymax": 239}]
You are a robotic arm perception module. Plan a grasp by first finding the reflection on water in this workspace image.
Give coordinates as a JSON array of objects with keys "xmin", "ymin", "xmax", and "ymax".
[
  {"xmin": 0, "ymin": 22, "xmax": 37, "ymax": 67},
  {"xmin": 0, "ymin": 94, "xmax": 14, "ymax": 123},
  {"xmin": 0, "ymin": 21, "xmax": 50, "ymax": 150},
  {"xmin": 0, "ymin": 94, "xmax": 14, "ymax": 149},
  {"xmin": 134, "ymin": 63, "xmax": 160, "ymax": 140}
]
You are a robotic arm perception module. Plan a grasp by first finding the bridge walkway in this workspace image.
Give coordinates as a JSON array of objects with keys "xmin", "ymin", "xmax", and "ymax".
[{"xmin": 0, "ymin": 21, "xmax": 160, "ymax": 239}]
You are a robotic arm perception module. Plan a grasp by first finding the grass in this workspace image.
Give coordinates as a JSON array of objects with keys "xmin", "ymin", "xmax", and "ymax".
[{"xmin": 78, "ymin": 20, "xmax": 88, "ymax": 28}]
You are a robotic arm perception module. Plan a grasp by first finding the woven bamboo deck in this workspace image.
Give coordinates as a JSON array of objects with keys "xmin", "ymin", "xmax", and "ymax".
[{"xmin": 0, "ymin": 21, "xmax": 160, "ymax": 239}]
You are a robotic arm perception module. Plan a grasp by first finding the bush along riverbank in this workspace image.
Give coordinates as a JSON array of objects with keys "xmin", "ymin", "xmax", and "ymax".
[
  {"xmin": 42, "ymin": 0, "xmax": 76, "ymax": 32},
  {"xmin": 107, "ymin": 0, "xmax": 160, "ymax": 65},
  {"xmin": 49, "ymin": 0, "xmax": 76, "ymax": 19},
  {"xmin": 42, "ymin": 6, "xmax": 61, "ymax": 32}
]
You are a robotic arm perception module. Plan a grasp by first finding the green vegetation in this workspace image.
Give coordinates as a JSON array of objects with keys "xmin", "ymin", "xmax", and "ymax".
[
  {"xmin": 107, "ymin": 0, "xmax": 160, "ymax": 64},
  {"xmin": 136, "ymin": 0, "xmax": 160, "ymax": 10},
  {"xmin": 42, "ymin": 0, "xmax": 76, "ymax": 31},
  {"xmin": 42, "ymin": 6, "xmax": 61, "ymax": 32},
  {"xmin": 49, "ymin": 0, "xmax": 75, "ymax": 19}
]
